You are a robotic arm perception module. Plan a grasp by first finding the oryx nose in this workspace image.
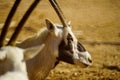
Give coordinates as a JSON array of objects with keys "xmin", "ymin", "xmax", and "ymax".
[{"xmin": 88, "ymin": 58, "xmax": 92, "ymax": 63}]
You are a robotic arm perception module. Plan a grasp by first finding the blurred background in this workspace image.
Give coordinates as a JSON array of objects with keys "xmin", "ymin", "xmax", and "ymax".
[{"xmin": 0, "ymin": 0, "xmax": 120, "ymax": 79}]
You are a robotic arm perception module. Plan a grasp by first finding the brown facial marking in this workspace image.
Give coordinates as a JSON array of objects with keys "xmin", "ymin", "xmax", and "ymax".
[
  {"xmin": 58, "ymin": 33, "xmax": 74, "ymax": 64},
  {"xmin": 67, "ymin": 33, "xmax": 73, "ymax": 41},
  {"xmin": 77, "ymin": 42, "xmax": 86, "ymax": 52},
  {"xmin": 65, "ymin": 33, "xmax": 73, "ymax": 53}
]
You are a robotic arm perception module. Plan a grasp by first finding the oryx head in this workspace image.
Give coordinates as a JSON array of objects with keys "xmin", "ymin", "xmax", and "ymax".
[
  {"xmin": 58, "ymin": 24, "xmax": 92, "ymax": 68},
  {"xmin": 46, "ymin": 19, "xmax": 92, "ymax": 68},
  {"xmin": 49, "ymin": 0, "xmax": 92, "ymax": 68}
]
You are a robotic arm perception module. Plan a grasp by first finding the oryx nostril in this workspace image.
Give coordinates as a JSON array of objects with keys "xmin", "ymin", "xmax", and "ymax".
[{"xmin": 88, "ymin": 58, "xmax": 92, "ymax": 63}]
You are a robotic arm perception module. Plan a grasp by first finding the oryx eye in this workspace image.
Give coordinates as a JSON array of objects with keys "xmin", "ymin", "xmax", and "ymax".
[
  {"xmin": 65, "ymin": 33, "xmax": 73, "ymax": 51},
  {"xmin": 67, "ymin": 33, "xmax": 73, "ymax": 41}
]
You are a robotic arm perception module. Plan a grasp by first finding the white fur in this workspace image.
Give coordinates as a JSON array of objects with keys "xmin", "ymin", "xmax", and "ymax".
[
  {"xmin": 74, "ymin": 51, "xmax": 92, "ymax": 67},
  {"xmin": 0, "ymin": 71, "xmax": 28, "ymax": 80},
  {"xmin": 15, "ymin": 20, "xmax": 66, "ymax": 80},
  {"xmin": 0, "ymin": 45, "xmax": 44, "ymax": 80},
  {"xmin": 0, "ymin": 46, "xmax": 28, "ymax": 80}
]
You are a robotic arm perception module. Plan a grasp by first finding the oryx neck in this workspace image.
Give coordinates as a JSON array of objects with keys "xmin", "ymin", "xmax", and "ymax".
[{"xmin": 26, "ymin": 33, "xmax": 59, "ymax": 80}]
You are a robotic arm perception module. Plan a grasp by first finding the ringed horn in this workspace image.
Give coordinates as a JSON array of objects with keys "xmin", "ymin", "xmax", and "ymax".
[
  {"xmin": 0, "ymin": 0, "xmax": 21, "ymax": 47},
  {"xmin": 0, "ymin": 0, "xmax": 41, "ymax": 47},
  {"xmin": 7, "ymin": 0, "xmax": 41, "ymax": 46},
  {"xmin": 49, "ymin": 0, "xmax": 68, "ymax": 28}
]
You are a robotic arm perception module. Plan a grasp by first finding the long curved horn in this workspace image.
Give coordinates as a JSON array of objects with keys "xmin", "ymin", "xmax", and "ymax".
[
  {"xmin": 49, "ymin": 0, "xmax": 68, "ymax": 28},
  {"xmin": 53, "ymin": 0, "xmax": 66, "ymax": 20},
  {"xmin": 7, "ymin": 0, "xmax": 41, "ymax": 46},
  {"xmin": 0, "ymin": 0, "xmax": 21, "ymax": 47}
]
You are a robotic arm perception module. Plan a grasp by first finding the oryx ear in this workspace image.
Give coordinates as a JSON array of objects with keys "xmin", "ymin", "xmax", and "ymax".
[
  {"xmin": 45, "ymin": 19, "xmax": 55, "ymax": 31},
  {"xmin": 23, "ymin": 44, "xmax": 45, "ymax": 61}
]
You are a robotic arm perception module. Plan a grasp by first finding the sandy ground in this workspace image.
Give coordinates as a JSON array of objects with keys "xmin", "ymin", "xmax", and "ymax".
[{"xmin": 0, "ymin": 0, "xmax": 120, "ymax": 80}]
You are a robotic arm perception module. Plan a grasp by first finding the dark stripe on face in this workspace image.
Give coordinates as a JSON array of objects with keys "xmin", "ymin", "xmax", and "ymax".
[
  {"xmin": 58, "ymin": 33, "xmax": 74, "ymax": 64},
  {"xmin": 56, "ymin": 25, "xmax": 63, "ymax": 29},
  {"xmin": 58, "ymin": 40, "xmax": 74, "ymax": 64},
  {"xmin": 77, "ymin": 42, "xmax": 86, "ymax": 52},
  {"xmin": 67, "ymin": 33, "xmax": 73, "ymax": 41},
  {"xmin": 65, "ymin": 33, "xmax": 73, "ymax": 53}
]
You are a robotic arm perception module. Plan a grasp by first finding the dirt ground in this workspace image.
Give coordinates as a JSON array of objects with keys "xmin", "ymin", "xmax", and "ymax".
[{"xmin": 0, "ymin": 0, "xmax": 120, "ymax": 80}]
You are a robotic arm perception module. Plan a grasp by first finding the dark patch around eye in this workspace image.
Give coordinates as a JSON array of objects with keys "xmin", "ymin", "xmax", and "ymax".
[
  {"xmin": 64, "ymin": 33, "xmax": 74, "ymax": 53},
  {"xmin": 77, "ymin": 42, "xmax": 86, "ymax": 52},
  {"xmin": 67, "ymin": 33, "xmax": 73, "ymax": 41},
  {"xmin": 58, "ymin": 40, "xmax": 74, "ymax": 64}
]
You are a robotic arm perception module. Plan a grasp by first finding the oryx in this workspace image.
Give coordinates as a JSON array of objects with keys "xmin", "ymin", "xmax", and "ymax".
[
  {"xmin": 15, "ymin": 0, "xmax": 92, "ymax": 79},
  {"xmin": 0, "ymin": 0, "xmax": 92, "ymax": 80}
]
